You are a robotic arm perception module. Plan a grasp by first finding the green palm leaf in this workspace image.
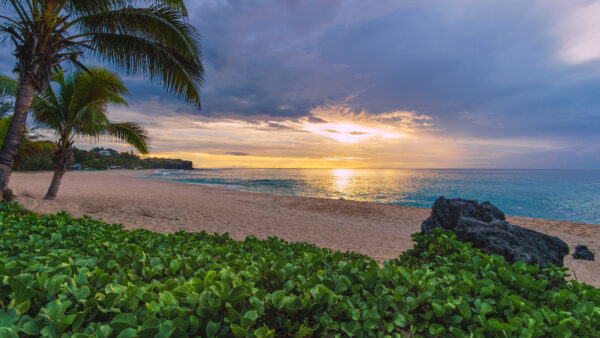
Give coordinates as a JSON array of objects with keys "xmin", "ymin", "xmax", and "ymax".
[
  {"xmin": 105, "ymin": 122, "xmax": 149, "ymax": 154},
  {"xmin": 0, "ymin": 75, "xmax": 18, "ymax": 96},
  {"xmin": 78, "ymin": 5, "xmax": 201, "ymax": 61},
  {"xmin": 32, "ymin": 67, "xmax": 149, "ymax": 155},
  {"xmin": 89, "ymin": 32, "xmax": 202, "ymax": 106}
]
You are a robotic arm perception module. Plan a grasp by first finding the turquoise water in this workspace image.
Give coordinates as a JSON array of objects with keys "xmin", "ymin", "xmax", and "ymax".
[{"xmin": 139, "ymin": 169, "xmax": 600, "ymax": 225}]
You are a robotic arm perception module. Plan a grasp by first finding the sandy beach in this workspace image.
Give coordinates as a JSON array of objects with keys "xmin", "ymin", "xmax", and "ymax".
[{"xmin": 10, "ymin": 170, "xmax": 600, "ymax": 287}]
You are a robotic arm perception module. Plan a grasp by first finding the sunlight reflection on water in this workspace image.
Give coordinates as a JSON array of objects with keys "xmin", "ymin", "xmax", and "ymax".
[{"xmin": 140, "ymin": 168, "xmax": 600, "ymax": 224}]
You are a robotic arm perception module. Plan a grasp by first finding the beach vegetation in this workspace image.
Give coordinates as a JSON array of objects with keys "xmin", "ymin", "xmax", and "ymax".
[
  {"xmin": 31, "ymin": 69, "xmax": 149, "ymax": 200},
  {"xmin": 0, "ymin": 116, "xmax": 55, "ymax": 172},
  {"xmin": 17, "ymin": 147, "xmax": 194, "ymax": 172},
  {"xmin": 1, "ymin": 202, "xmax": 599, "ymax": 337},
  {"xmin": 0, "ymin": 0, "xmax": 203, "ymax": 196}
]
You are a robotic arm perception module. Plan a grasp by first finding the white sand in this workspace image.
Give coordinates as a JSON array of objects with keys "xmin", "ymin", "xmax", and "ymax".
[{"xmin": 10, "ymin": 170, "xmax": 600, "ymax": 287}]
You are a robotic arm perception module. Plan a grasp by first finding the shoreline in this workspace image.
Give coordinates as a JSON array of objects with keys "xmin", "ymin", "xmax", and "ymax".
[
  {"xmin": 139, "ymin": 174, "xmax": 600, "ymax": 226},
  {"xmin": 10, "ymin": 170, "xmax": 600, "ymax": 287}
]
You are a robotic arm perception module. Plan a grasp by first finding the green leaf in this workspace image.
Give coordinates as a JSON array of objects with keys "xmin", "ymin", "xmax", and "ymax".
[
  {"xmin": 429, "ymin": 323, "xmax": 445, "ymax": 335},
  {"xmin": 254, "ymin": 326, "xmax": 275, "ymax": 338},
  {"xmin": 271, "ymin": 290, "xmax": 287, "ymax": 310},
  {"xmin": 230, "ymin": 324, "xmax": 248, "ymax": 337},
  {"xmin": 96, "ymin": 325, "xmax": 113, "ymax": 338},
  {"xmin": 8, "ymin": 277, "xmax": 34, "ymax": 304},
  {"xmin": 458, "ymin": 302, "xmax": 471, "ymax": 319},
  {"xmin": 150, "ymin": 257, "xmax": 164, "ymax": 271},
  {"xmin": 206, "ymin": 321, "xmax": 221, "ymax": 337},
  {"xmin": 295, "ymin": 325, "xmax": 314, "ymax": 338},
  {"xmin": 116, "ymin": 328, "xmax": 138, "ymax": 338},
  {"xmin": 44, "ymin": 299, "xmax": 72, "ymax": 321},
  {"xmin": 229, "ymin": 286, "xmax": 251, "ymax": 306},
  {"xmin": 475, "ymin": 300, "xmax": 493, "ymax": 316},
  {"xmin": 242, "ymin": 310, "xmax": 259, "ymax": 328},
  {"xmin": 363, "ymin": 318, "xmax": 378, "ymax": 331},
  {"xmin": 110, "ymin": 313, "xmax": 138, "ymax": 331},
  {"xmin": 21, "ymin": 319, "xmax": 42, "ymax": 336},
  {"xmin": 44, "ymin": 275, "xmax": 67, "ymax": 295},
  {"xmin": 159, "ymin": 291, "xmax": 175, "ymax": 306},
  {"xmin": 243, "ymin": 311, "xmax": 258, "ymax": 322},
  {"xmin": 139, "ymin": 318, "xmax": 159, "ymax": 338},
  {"xmin": 75, "ymin": 286, "xmax": 91, "ymax": 300},
  {"xmin": 0, "ymin": 309, "xmax": 18, "ymax": 328},
  {"xmin": 0, "ymin": 327, "xmax": 18, "ymax": 338},
  {"xmin": 432, "ymin": 302, "xmax": 446, "ymax": 317},
  {"xmin": 393, "ymin": 312, "xmax": 407, "ymax": 327},
  {"xmin": 341, "ymin": 322, "xmax": 361, "ymax": 336},
  {"xmin": 449, "ymin": 326, "xmax": 467, "ymax": 338}
]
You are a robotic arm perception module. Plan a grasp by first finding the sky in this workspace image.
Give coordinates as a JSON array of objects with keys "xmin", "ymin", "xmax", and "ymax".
[{"xmin": 3, "ymin": 0, "xmax": 600, "ymax": 169}]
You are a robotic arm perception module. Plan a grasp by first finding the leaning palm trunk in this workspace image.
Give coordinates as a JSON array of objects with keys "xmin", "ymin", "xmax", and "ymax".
[
  {"xmin": 44, "ymin": 143, "xmax": 72, "ymax": 200},
  {"xmin": 0, "ymin": 79, "xmax": 37, "ymax": 192}
]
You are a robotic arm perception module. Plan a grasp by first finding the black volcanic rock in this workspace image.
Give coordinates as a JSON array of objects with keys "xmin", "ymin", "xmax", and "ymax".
[
  {"xmin": 421, "ymin": 196, "xmax": 569, "ymax": 268},
  {"xmin": 421, "ymin": 197, "xmax": 505, "ymax": 233},
  {"xmin": 573, "ymin": 245, "xmax": 595, "ymax": 261}
]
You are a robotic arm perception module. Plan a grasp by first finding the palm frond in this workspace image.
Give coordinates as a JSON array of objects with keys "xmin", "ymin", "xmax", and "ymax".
[
  {"xmin": 0, "ymin": 75, "xmax": 18, "ymax": 96},
  {"xmin": 32, "ymin": 87, "xmax": 64, "ymax": 131},
  {"xmin": 79, "ymin": 5, "xmax": 200, "ymax": 61},
  {"xmin": 104, "ymin": 122, "xmax": 149, "ymax": 154},
  {"xmin": 69, "ymin": 68, "xmax": 129, "ymax": 116},
  {"xmin": 73, "ymin": 102, "xmax": 110, "ymax": 136},
  {"xmin": 89, "ymin": 32, "xmax": 202, "ymax": 107},
  {"xmin": 68, "ymin": 0, "xmax": 188, "ymax": 16}
]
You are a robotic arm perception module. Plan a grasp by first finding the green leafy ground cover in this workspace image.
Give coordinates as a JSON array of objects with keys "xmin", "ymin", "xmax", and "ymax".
[{"xmin": 0, "ymin": 202, "xmax": 599, "ymax": 337}]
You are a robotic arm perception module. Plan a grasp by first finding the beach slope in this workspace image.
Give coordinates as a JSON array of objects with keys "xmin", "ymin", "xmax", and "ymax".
[{"xmin": 11, "ymin": 170, "xmax": 600, "ymax": 287}]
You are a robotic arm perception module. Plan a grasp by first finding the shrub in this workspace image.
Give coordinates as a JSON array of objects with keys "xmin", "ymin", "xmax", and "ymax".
[{"xmin": 0, "ymin": 202, "xmax": 599, "ymax": 337}]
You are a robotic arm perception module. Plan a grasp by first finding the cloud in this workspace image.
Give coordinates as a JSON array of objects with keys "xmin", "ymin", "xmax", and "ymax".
[
  {"xmin": 2, "ymin": 0, "xmax": 600, "ymax": 167},
  {"xmin": 556, "ymin": 1, "xmax": 600, "ymax": 65},
  {"xmin": 226, "ymin": 152, "xmax": 250, "ymax": 156}
]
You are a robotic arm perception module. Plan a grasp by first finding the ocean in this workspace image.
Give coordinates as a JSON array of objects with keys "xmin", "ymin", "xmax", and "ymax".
[{"xmin": 138, "ymin": 168, "xmax": 600, "ymax": 225}]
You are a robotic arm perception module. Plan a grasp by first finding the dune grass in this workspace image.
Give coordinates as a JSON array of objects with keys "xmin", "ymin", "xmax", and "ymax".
[{"xmin": 0, "ymin": 202, "xmax": 599, "ymax": 337}]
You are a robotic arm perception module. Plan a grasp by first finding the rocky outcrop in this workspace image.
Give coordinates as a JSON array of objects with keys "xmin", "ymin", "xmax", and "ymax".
[
  {"xmin": 573, "ymin": 245, "xmax": 595, "ymax": 261},
  {"xmin": 421, "ymin": 197, "xmax": 569, "ymax": 268}
]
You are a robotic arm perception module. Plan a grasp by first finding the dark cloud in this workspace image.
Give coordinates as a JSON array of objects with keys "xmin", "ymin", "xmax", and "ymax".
[
  {"xmin": 1, "ymin": 1, "xmax": 599, "ymax": 167},
  {"xmin": 182, "ymin": 0, "xmax": 600, "ymax": 167},
  {"xmin": 226, "ymin": 152, "xmax": 250, "ymax": 156}
]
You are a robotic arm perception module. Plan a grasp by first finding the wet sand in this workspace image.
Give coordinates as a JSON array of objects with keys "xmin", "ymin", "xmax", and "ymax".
[{"xmin": 10, "ymin": 170, "xmax": 600, "ymax": 287}]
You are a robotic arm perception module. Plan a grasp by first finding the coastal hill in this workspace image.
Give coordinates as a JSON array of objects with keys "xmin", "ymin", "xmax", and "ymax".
[{"xmin": 17, "ymin": 147, "xmax": 193, "ymax": 171}]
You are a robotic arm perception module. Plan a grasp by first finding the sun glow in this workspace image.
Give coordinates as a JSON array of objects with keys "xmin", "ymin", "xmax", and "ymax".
[{"xmin": 302, "ymin": 122, "xmax": 404, "ymax": 143}]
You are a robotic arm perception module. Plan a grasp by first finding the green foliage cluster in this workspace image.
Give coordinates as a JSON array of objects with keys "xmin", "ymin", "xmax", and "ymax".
[
  {"xmin": 0, "ymin": 202, "xmax": 599, "ymax": 337},
  {"xmin": 16, "ymin": 150, "xmax": 54, "ymax": 171},
  {"xmin": 17, "ymin": 147, "xmax": 193, "ymax": 171}
]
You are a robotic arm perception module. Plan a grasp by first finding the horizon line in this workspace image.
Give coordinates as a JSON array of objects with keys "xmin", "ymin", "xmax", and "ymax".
[{"xmin": 188, "ymin": 167, "xmax": 600, "ymax": 170}]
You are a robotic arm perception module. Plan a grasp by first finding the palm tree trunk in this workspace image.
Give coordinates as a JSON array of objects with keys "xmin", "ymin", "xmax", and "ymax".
[
  {"xmin": 44, "ymin": 167, "xmax": 66, "ymax": 200},
  {"xmin": 0, "ymin": 79, "xmax": 36, "ymax": 194},
  {"xmin": 44, "ymin": 144, "xmax": 72, "ymax": 200}
]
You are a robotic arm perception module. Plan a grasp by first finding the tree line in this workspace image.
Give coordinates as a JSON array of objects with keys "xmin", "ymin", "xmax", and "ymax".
[{"xmin": 19, "ymin": 147, "xmax": 193, "ymax": 171}]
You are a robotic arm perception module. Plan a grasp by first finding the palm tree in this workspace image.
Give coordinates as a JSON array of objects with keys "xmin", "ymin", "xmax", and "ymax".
[
  {"xmin": 0, "ymin": 75, "xmax": 56, "ymax": 170},
  {"xmin": 0, "ymin": 0, "xmax": 202, "ymax": 194},
  {"xmin": 33, "ymin": 68, "xmax": 148, "ymax": 200},
  {"xmin": 0, "ymin": 116, "xmax": 55, "ymax": 170}
]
